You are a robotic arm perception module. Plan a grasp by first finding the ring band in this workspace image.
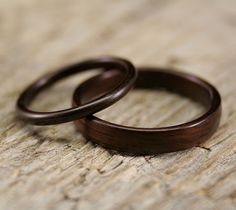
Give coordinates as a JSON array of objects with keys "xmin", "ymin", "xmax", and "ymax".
[
  {"xmin": 73, "ymin": 68, "xmax": 222, "ymax": 154},
  {"xmin": 16, "ymin": 56, "xmax": 137, "ymax": 125}
]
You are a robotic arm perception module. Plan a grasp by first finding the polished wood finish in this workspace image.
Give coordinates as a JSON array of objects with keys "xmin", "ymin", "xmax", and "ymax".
[
  {"xmin": 73, "ymin": 68, "xmax": 222, "ymax": 155},
  {"xmin": 16, "ymin": 56, "xmax": 137, "ymax": 125}
]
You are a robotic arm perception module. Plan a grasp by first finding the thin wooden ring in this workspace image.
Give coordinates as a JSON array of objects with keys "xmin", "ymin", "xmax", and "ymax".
[
  {"xmin": 73, "ymin": 68, "xmax": 222, "ymax": 155},
  {"xmin": 16, "ymin": 56, "xmax": 137, "ymax": 125}
]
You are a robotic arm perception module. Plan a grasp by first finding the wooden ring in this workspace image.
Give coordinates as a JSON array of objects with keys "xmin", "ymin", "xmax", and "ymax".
[
  {"xmin": 73, "ymin": 68, "xmax": 222, "ymax": 155},
  {"xmin": 16, "ymin": 56, "xmax": 137, "ymax": 125}
]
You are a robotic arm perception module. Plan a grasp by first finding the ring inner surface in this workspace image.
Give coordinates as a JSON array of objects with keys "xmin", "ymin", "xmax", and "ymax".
[
  {"xmin": 75, "ymin": 69, "xmax": 212, "ymax": 127},
  {"xmin": 22, "ymin": 63, "xmax": 129, "ymax": 108}
]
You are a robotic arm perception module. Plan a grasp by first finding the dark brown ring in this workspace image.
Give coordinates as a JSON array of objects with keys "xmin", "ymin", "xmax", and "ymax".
[
  {"xmin": 16, "ymin": 56, "xmax": 137, "ymax": 125},
  {"xmin": 73, "ymin": 68, "xmax": 222, "ymax": 155}
]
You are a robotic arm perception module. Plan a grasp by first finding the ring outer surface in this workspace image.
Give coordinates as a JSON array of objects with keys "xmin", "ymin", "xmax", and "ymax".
[
  {"xmin": 73, "ymin": 68, "xmax": 222, "ymax": 155},
  {"xmin": 16, "ymin": 56, "xmax": 137, "ymax": 125}
]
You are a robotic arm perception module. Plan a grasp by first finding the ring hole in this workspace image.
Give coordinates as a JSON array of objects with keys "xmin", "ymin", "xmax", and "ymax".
[
  {"xmin": 30, "ymin": 70, "xmax": 100, "ymax": 112},
  {"xmin": 95, "ymin": 89, "xmax": 206, "ymax": 128}
]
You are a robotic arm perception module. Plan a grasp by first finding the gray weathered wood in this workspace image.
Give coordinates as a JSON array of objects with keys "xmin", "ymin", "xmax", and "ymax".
[{"xmin": 0, "ymin": 0, "xmax": 235, "ymax": 209}]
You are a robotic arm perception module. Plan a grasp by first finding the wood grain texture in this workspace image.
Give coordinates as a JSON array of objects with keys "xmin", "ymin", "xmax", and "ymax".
[{"xmin": 0, "ymin": 0, "xmax": 235, "ymax": 209}]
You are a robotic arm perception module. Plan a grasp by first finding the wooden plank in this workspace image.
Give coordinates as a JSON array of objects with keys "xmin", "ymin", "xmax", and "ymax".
[{"xmin": 0, "ymin": 0, "xmax": 235, "ymax": 209}]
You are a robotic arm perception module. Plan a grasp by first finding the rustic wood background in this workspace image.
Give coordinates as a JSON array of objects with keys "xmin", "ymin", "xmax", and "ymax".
[{"xmin": 0, "ymin": 0, "xmax": 236, "ymax": 209}]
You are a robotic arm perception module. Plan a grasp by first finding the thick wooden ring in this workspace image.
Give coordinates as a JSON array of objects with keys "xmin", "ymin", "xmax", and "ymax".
[
  {"xmin": 16, "ymin": 56, "xmax": 137, "ymax": 125},
  {"xmin": 73, "ymin": 68, "xmax": 222, "ymax": 155}
]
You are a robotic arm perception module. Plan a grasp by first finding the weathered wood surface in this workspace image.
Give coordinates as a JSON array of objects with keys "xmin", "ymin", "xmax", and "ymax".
[{"xmin": 0, "ymin": 0, "xmax": 236, "ymax": 209}]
